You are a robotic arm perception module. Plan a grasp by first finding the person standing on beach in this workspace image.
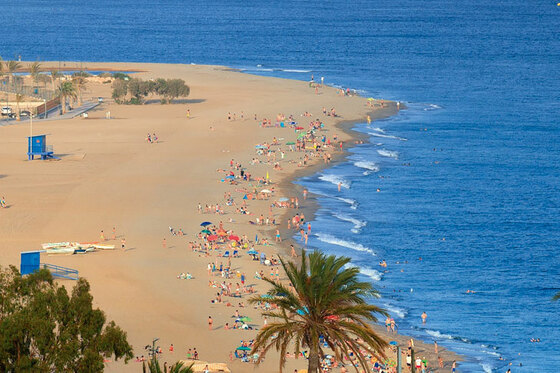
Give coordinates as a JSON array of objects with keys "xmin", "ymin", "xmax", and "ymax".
[
  {"xmin": 303, "ymin": 188, "xmax": 308, "ymax": 200},
  {"xmin": 162, "ymin": 238, "xmax": 167, "ymax": 249},
  {"xmin": 421, "ymin": 311, "xmax": 427, "ymax": 324},
  {"xmin": 208, "ymin": 316, "xmax": 213, "ymax": 330},
  {"xmin": 112, "ymin": 226, "xmax": 116, "ymax": 240},
  {"xmin": 367, "ymin": 115, "xmax": 371, "ymax": 125},
  {"xmin": 291, "ymin": 245, "xmax": 297, "ymax": 258},
  {"xmin": 186, "ymin": 109, "xmax": 190, "ymax": 119},
  {"xmin": 434, "ymin": 341, "xmax": 438, "ymax": 354},
  {"xmin": 121, "ymin": 238, "xmax": 126, "ymax": 249}
]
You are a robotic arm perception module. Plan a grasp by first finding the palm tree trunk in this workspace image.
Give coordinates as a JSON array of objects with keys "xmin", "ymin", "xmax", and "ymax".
[
  {"xmin": 307, "ymin": 339, "xmax": 320, "ymax": 373},
  {"xmin": 61, "ymin": 95, "xmax": 66, "ymax": 114}
]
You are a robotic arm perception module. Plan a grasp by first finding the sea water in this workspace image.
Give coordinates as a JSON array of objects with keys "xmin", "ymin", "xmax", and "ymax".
[{"xmin": 1, "ymin": 0, "xmax": 559, "ymax": 371}]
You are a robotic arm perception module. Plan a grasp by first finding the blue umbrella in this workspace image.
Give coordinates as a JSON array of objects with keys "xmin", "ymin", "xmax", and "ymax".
[
  {"xmin": 247, "ymin": 250, "xmax": 258, "ymax": 255},
  {"xmin": 200, "ymin": 222, "xmax": 212, "ymax": 227},
  {"xmin": 226, "ymin": 175, "xmax": 235, "ymax": 179}
]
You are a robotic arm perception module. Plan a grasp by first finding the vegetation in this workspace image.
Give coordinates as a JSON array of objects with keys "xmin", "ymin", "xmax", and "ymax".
[
  {"xmin": 113, "ymin": 72, "xmax": 131, "ymax": 80},
  {"xmin": 72, "ymin": 75, "xmax": 88, "ymax": 106},
  {"xmin": 0, "ymin": 266, "xmax": 133, "ymax": 372},
  {"xmin": 57, "ymin": 81, "xmax": 77, "ymax": 113},
  {"xmin": 144, "ymin": 360, "xmax": 194, "ymax": 373},
  {"xmin": 111, "ymin": 77, "xmax": 190, "ymax": 104},
  {"xmin": 6, "ymin": 60, "xmax": 21, "ymax": 85},
  {"xmin": 249, "ymin": 251, "xmax": 388, "ymax": 373},
  {"xmin": 29, "ymin": 61, "xmax": 42, "ymax": 86},
  {"xmin": 50, "ymin": 70, "xmax": 61, "ymax": 92},
  {"xmin": 72, "ymin": 71, "xmax": 91, "ymax": 78}
]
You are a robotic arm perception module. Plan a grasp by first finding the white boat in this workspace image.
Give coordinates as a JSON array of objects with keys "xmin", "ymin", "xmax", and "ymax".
[
  {"xmin": 42, "ymin": 242, "xmax": 73, "ymax": 250},
  {"xmin": 92, "ymin": 244, "xmax": 115, "ymax": 250},
  {"xmin": 46, "ymin": 247, "xmax": 76, "ymax": 255}
]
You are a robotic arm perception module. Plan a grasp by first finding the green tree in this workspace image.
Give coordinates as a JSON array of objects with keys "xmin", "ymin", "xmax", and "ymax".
[
  {"xmin": 112, "ymin": 79, "xmax": 128, "ymax": 104},
  {"xmin": 164, "ymin": 79, "xmax": 190, "ymax": 103},
  {"xmin": 57, "ymin": 81, "xmax": 77, "ymax": 114},
  {"xmin": 250, "ymin": 251, "xmax": 388, "ymax": 373},
  {"xmin": 30, "ymin": 61, "xmax": 42, "ymax": 87},
  {"xmin": 50, "ymin": 70, "xmax": 61, "ymax": 93},
  {"xmin": 0, "ymin": 266, "xmax": 133, "ymax": 372},
  {"xmin": 127, "ymin": 78, "xmax": 151, "ymax": 104},
  {"xmin": 6, "ymin": 60, "xmax": 21, "ymax": 87},
  {"xmin": 72, "ymin": 75, "xmax": 88, "ymax": 106}
]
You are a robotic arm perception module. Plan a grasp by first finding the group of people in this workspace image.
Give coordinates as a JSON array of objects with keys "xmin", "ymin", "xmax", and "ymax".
[{"xmin": 145, "ymin": 132, "xmax": 159, "ymax": 143}]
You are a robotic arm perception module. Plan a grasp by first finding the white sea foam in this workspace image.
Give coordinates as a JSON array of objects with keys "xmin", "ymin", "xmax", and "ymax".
[
  {"xmin": 481, "ymin": 363, "xmax": 494, "ymax": 373},
  {"xmin": 315, "ymin": 233, "xmax": 375, "ymax": 254},
  {"xmin": 281, "ymin": 69, "xmax": 312, "ymax": 73},
  {"xmin": 424, "ymin": 103, "xmax": 442, "ymax": 111},
  {"xmin": 425, "ymin": 330, "xmax": 454, "ymax": 340},
  {"xmin": 335, "ymin": 197, "xmax": 358, "ymax": 209},
  {"xmin": 372, "ymin": 127, "xmax": 385, "ymax": 133},
  {"xmin": 319, "ymin": 174, "xmax": 351, "ymax": 189},
  {"xmin": 333, "ymin": 213, "xmax": 367, "ymax": 233},
  {"xmin": 353, "ymin": 161, "xmax": 380, "ymax": 172},
  {"xmin": 377, "ymin": 149, "xmax": 399, "ymax": 159},
  {"xmin": 384, "ymin": 304, "xmax": 407, "ymax": 318},
  {"xmin": 368, "ymin": 132, "xmax": 408, "ymax": 141},
  {"xmin": 344, "ymin": 264, "xmax": 382, "ymax": 281}
]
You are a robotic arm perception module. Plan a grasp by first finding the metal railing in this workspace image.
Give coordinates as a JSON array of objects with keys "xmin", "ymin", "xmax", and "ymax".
[
  {"xmin": 0, "ymin": 81, "xmax": 55, "ymax": 101},
  {"xmin": 41, "ymin": 263, "xmax": 79, "ymax": 280}
]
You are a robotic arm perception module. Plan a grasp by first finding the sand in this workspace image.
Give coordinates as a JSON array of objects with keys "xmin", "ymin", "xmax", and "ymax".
[{"xmin": 0, "ymin": 62, "xmax": 460, "ymax": 372}]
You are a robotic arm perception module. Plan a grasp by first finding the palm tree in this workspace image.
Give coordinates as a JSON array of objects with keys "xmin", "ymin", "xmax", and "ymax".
[
  {"xmin": 29, "ymin": 61, "xmax": 41, "ymax": 87},
  {"xmin": 72, "ymin": 75, "xmax": 87, "ymax": 106},
  {"xmin": 7, "ymin": 60, "xmax": 21, "ymax": 87},
  {"xmin": 250, "ymin": 251, "xmax": 388, "ymax": 373},
  {"xmin": 50, "ymin": 70, "xmax": 61, "ymax": 93},
  {"xmin": 57, "ymin": 81, "xmax": 77, "ymax": 114},
  {"xmin": 15, "ymin": 93, "xmax": 24, "ymax": 121},
  {"xmin": 145, "ymin": 359, "xmax": 194, "ymax": 373}
]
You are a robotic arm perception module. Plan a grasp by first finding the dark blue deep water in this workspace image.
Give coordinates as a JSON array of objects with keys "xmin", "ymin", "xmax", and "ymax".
[{"xmin": 1, "ymin": 1, "xmax": 559, "ymax": 371}]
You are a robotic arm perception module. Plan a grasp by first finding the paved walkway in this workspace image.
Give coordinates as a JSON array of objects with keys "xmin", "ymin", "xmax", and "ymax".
[{"xmin": 0, "ymin": 100, "xmax": 100, "ymax": 126}]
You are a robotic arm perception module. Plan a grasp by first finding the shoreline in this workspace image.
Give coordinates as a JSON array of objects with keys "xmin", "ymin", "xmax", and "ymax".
[{"xmin": 0, "ymin": 61, "xmax": 462, "ymax": 372}]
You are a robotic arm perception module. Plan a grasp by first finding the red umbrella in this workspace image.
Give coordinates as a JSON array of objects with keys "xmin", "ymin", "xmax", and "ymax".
[
  {"xmin": 207, "ymin": 234, "xmax": 218, "ymax": 241},
  {"xmin": 229, "ymin": 235, "xmax": 240, "ymax": 241},
  {"xmin": 295, "ymin": 126, "xmax": 304, "ymax": 130}
]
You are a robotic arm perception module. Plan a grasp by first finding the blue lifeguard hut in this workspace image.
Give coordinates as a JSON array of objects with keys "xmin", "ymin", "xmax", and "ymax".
[
  {"xmin": 27, "ymin": 134, "xmax": 57, "ymax": 160},
  {"xmin": 20, "ymin": 251, "xmax": 79, "ymax": 280}
]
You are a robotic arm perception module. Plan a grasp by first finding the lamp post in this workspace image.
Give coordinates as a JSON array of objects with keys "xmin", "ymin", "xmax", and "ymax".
[{"xmin": 43, "ymin": 98, "xmax": 47, "ymax": 119}]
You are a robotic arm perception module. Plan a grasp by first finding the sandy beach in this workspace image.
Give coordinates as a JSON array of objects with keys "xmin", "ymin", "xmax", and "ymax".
[{"xmin": 0, "ymin": 62, "xmax": 460, "ymax": 372}]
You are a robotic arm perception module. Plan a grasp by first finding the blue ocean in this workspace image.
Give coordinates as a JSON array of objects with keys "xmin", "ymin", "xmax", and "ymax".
[{"xmin": 2, "ymin": 1, "xmax": 559, "ymax": 371}]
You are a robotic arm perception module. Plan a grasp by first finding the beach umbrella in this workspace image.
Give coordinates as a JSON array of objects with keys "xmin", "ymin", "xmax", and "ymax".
[
  {"xmin": 389, "ymin": 341, "xmax": 398, "ymax": 346},
  {"xmin": 218, "ymin": 230, "xmax": 228, "ymax": 236},
  {"xmin": 261, "ymin": 189, "xmax": 272, "ymax": 194},
  {"xmin": 200, "ymin": 222, "xmax": 212, "ymax": 227},
  {"xmin": 229, "ymin": 235, "xmax": 240, "ymax": 241},
  {"xmin": 297, "ymin": 132, "xmax": 306, "ymax": 139},
  {"xmin": 226, "ymin": 175, "xmax": 235, "ymax": 180},
  {"xmin": 200, "ymin": 229, "xmax": 211, "ymax": 234},
  {"xmin": 247, "ymin": 250, "xmax": 258, "ymax": 255},
  {"xmin": 278, "ymin": 197, "xmax": 289, "ymax": 202},
  {"xmin": 243, "ymin": 194, "xmax": 248, "ymax": 200},
  {"xmin": 295, "ymin": 126, "xmax": 304, "ymax": 130},
  {"xmin": 285, "ymin": 141, "xmax": 295, "ymax": 145},
  {"xmin": 236, "ymin": 346, "xmax": 251, "ymax": 351},
  {"xmin": 240, "ymin": 316, "xmax": 252, "ymax": 322},
  {"xmin": 367, "ymin": 97, "xmax": 374, "ymax": 101},
  {"xmin": 207, "ymin": 234, "xmax": 218, "ymax": 241}
]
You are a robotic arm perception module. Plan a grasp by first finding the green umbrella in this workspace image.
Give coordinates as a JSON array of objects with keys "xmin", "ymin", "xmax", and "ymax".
[
  {"xmin": 236, "ymin": 346, "xmax": 251, "ymax": 351},
  {"xmin": 201, "ymin": 229, "xmax": 211, "ymax": 234},
  {"xmin": 285, "ymin": 141, "xmax": 295, "ymax": 145},
  {"xmin": 240, "ymin": 316, "xmax": 252, "ymax": 322}
]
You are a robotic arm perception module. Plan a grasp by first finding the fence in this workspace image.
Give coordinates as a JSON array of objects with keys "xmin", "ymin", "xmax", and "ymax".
[{"xmin": 0, "ymin": 80, "xmax": 55, "ymax": 101}]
